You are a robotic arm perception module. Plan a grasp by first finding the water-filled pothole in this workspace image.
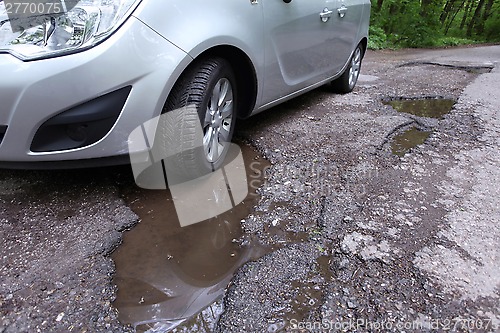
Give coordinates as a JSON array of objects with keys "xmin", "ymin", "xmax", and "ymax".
[
  {"xmin": 384, "ymin": 97, "xmax": 455, "ymax": 119},
  {"xmin": 391, "ymin": 127, "xmax": 432, "ymax": 157},
  {"xmin": 113, "ymin": 143, "xmax": 271, "ymax": 333},
  {"xmin": 382, "ymin": 97, "xmax": 455, "ymax": 156}
]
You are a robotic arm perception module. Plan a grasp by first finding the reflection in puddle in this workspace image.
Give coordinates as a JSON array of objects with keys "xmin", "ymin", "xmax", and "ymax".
[
  {"xmin": 391, "ymin": 127, "xmax": 431, "ymax": 156},
  {"xmin": 113, "ymin": 144, "xmax": 271, "ymax": 332},
  {"xmin": 384, "ymin": 97, "xmax": 455, "ymax": 118}
]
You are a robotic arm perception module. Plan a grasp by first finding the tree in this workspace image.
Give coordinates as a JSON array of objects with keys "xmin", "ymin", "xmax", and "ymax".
[
  {"xmin": 369, "ymin": 0, "xmax": 500, "ymax": 48},
  {"xmin": 476, "ymin": 0, "xmax": 495, "ymax": 34},
  {"xmin": 467, "ymin": 0, "xmax": 485, "ymax": 37}
]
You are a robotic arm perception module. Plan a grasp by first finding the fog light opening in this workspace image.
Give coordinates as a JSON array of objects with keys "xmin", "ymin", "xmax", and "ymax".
[
  {"xmin": 66, "ymin": 124, "xmax": 88, "ymax": 143},
  {"xmin": 30, "ymin": 86, "xmax": 131, "ymax": 152}
]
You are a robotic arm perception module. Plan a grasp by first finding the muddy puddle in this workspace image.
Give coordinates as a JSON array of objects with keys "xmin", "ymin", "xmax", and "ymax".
[
  {"xmin": 391, "ymin": 128, "xmax": 432, "ymax": 156},
  {"xmin": 383, "ymin": 97, "xmax": 455, "ymax": 156},
  {"xmin": 113, "ymin": 143, "xmax": 271, "ymax": 332},
  {"xmin": 384, "ymin": 97, "xmax": 455, "ymax": 119}
]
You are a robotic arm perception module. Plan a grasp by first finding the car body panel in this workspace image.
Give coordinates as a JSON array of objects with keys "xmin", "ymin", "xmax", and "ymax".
[
  {"xmin": 260, "ymin": 0, "xmax": 340, "ymax": 104},
  {"xmin": 258, "ymin": 0, "xmax": 369, "ymax": 108}
]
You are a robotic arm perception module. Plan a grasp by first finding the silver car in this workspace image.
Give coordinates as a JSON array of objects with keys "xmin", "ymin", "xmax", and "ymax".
[{"xmin": 0, "ymin": 0, "xmax": 370, "ymax": 169}]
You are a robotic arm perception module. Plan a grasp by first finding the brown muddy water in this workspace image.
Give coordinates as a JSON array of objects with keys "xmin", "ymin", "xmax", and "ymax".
[
  {"xmin": 384, "ymin": 97, "xmax": 455, "ymax": 156},
  {"xmin": 113, "ymin": 143, "xmax": 271, "ymax": 332},
  {"xmin": 391, "ymin": 128, "xmax": 432, "ymax": 157}
]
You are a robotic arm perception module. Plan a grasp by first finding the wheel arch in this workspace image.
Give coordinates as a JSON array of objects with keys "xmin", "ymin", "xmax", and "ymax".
[
  {"xmin": 165, "ymin": 45, "xmax": 258, "ymax": 120},
  {"xmin": 360, "ymin": 37, "xmax": 368, "ymax": 57}
]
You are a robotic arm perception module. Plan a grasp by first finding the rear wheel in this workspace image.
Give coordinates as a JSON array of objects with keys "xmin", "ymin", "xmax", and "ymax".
[
  {"xmin": 162, "ymin": 57, "xmax": 237, "ymax": 178},
  {"xmin": 331, "ymin": 44, "xmax": 363, "ymax": 94}
]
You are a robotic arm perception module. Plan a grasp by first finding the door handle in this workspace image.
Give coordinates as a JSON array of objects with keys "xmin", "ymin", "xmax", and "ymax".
[
  {"xmin": 338, "ymin": 5, "xmax": 348, "ymax": 18},
  {"xmin": 320, "ymin": 8, "xmax": 333, "ymax": 22}
]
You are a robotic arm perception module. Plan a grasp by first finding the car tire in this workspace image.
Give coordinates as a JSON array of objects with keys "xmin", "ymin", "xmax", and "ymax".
[
  {"xmin": 161, "ymin": 57, "xmax": 237, "ymax": 179},
  {"xmin": 331, "ymin": 43, "xmax": 364, "ymax": 94}
]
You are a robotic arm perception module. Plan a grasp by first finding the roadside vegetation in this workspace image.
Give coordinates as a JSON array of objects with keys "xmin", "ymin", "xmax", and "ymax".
[{"xmin": 368, "ymin": 0, "xmax": 500, "ymax": 49}]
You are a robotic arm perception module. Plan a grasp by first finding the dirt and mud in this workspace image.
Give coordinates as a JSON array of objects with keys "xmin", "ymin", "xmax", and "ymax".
[{"xmin": 1, "ymin": 45, "xmax": 499, "ymax": 332}]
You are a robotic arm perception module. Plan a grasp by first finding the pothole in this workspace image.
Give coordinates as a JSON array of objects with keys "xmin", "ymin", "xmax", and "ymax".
[
  {"xmin": 391, "ymin": 127, "xmax": 432, "ymax": 157},
  {"xmin": 383, "ymin": 97, "xmax": 456, "ymax": 119},
  {"xmin": 112, "ymin": 143, "xmax": 271, "ymax": 333},
  {"xmin": 382, "ymin": 97, "xmax": 456, "ymax": 156},
  {"xmin": 398, "ymin": 61, "xmax": 493, "ymax": 74}
]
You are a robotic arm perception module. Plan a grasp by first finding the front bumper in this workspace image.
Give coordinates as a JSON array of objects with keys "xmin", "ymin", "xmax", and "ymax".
[{"xmin": 0, "ymin": 15, "xmax": 189, "ymax": 166}]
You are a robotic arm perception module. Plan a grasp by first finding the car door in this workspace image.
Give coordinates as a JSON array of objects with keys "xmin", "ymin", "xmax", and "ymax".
[
  {"xmin": 329, "ymin": 0, "xmax": 367, "ymax": 74},
  {"xmin": 260, "ymin": 0, "xmax": 340, "ymax": 105}
]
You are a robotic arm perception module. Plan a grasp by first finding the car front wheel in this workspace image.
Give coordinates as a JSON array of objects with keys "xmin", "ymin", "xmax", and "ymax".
[{"xmin": 162, "ymin": 57, "xmax": 237, "ymax": 178}]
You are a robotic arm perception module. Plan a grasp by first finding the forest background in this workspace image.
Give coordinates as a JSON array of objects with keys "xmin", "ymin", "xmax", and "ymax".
[{"xmin": 368, "ymin": 0, "xmax": 500, "ymax": 48}]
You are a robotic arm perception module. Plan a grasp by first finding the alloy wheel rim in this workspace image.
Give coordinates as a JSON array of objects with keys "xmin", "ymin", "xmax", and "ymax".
[
  {"xmin": 203, "ymin": 78, "xmax": 234, "ymax": 163},
  {"xmin": 348, "ymin": 47, "xmax": 362, "ymax": 88}
]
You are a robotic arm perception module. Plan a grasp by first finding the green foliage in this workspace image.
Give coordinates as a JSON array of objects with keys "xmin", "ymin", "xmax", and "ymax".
[
  {"xmin": 389, "ymin": 24, "xmax": 437, "ymax": 48},
  {"xmin": 368, "ymin": 0, "xmax": 500, "ymax": 49},
  {"xmin": 433, "ymin": 37, "xmax": 478, "ymax": 47},
  {"xmin": 367, "ymin": 26, "xmax": 388, "ymax": 49},
  {"xmin": 484, "ymin": 12, "xmax": 500, "ymax": 41},
  {"xmin": 369, "ymin": 0, "xmax": 438, "ymax": 48}
]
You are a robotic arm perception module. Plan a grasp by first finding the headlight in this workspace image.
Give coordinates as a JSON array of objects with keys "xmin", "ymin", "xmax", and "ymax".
[{"xmin": 0, "ymin": 0, "xmax": 142, "ymax": 60}]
